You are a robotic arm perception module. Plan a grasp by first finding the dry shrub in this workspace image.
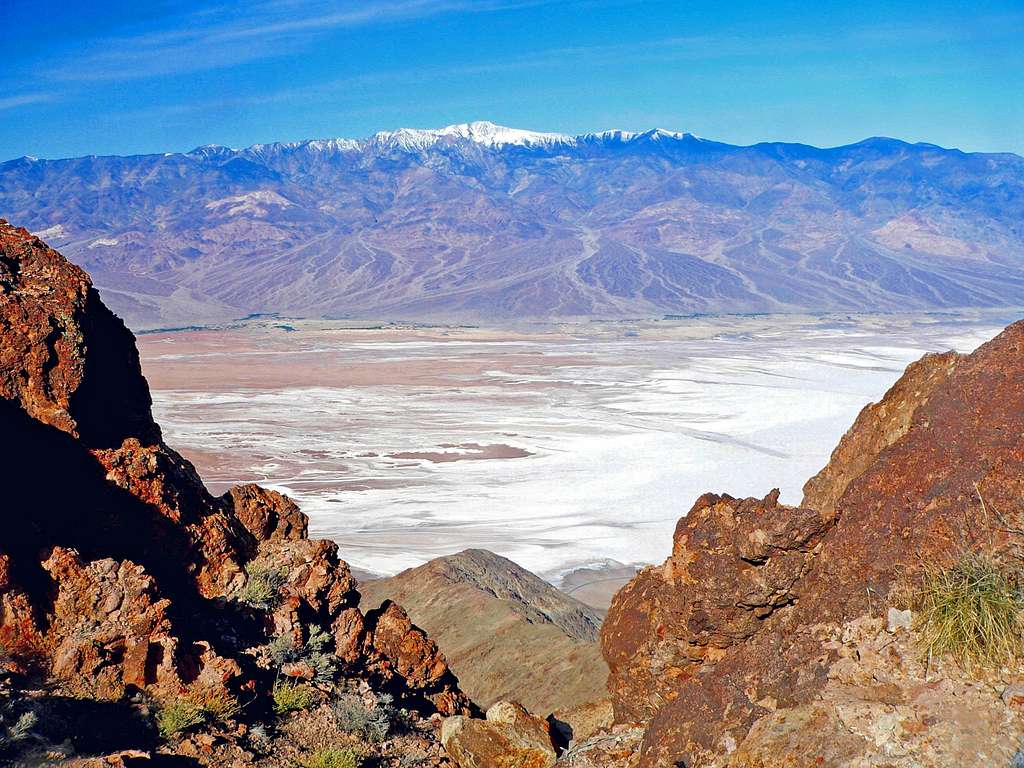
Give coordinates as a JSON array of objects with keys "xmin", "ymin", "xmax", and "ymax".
[
  {"xmin": 914, "ymin": 554, "xmax": 1024, "ymax": 669},
  {"xmin": 234, "ymin": 561, "xmax": 288, "ymax": 609},
  {"xmin": 156, "ymin": 697, "xmax": 205, "ymax": 738},
  {"xmin": 299, "ymin": 746, "xmax": 362, "ymax": 768}
]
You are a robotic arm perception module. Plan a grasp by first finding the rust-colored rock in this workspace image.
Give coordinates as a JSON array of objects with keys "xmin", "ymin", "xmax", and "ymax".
[
  {"xmin": 227, "ymin": 483, "xmax": 307, "ymax": 542},
  {"xmin": 43, "ymin": 546, "xmax": 240, "ymax": 701},
  {"xmin": 0, "ymin": 221, "xmax": 158, "ymax": 448},
  {"xmin": 603, "ymin": 490, "xmax": 832, "ymax": 723},
  {"xmin": 261, "ymin": 538, "xmax": 358, "ymax": 633},
  {"xmin": 801, "ymin": 350, "xmax": 961, "ymax": 518},
  {"xmin": 364, "ymin": 601, "xmax": 471, "ymax": 715},
  {"xmin": 332, "ymin": 606, "xmax": 367, "ymax": 663},
  {"xmin": 804, "ymin": 323, "xmax": 1024, "ymax": 615},
  {"xmin": 442, "ymin": 701, "xmax": 556, "ymax": 768}
]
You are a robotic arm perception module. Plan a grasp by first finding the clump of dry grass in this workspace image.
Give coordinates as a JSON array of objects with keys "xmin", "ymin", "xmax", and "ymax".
[
  {"xmin": 914, "ymin": 554, "xmax": 1024, "ymax": 669},
  {"xmin": 234, "ymin": 561, "xmax": 288, "ymax": 609},
  {"xmin": 299, "ymin": 746, "xmax": 362, "ymax": 768},
  {"xmin": 273, "ymin": 680, "xmax": 314, "ymax": 715},
  {"xmin": 156, "ymin": 697, "xmax": 205, "ymax": 738}
]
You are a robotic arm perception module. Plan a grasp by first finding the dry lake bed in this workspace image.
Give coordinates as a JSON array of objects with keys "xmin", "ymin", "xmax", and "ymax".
[{"xmin": 137, "ymin": 313, "xmax": 1011, "ymax": 597}]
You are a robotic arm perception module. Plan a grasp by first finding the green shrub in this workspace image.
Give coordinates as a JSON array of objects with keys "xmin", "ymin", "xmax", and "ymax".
[
  {"xmin": 299, "ymin": 746, "xmax": 362, "ymax": 768},
  {"xmin": 157, "ymin": 698, "xmax": 205, "ymax": 738},
  {"xmin": 234, "ymin": 562, "xmax": 288, "ymax": 609},
  {"xmin": 273, "ymin": 680, "xmax": 313, "ymax": 715},
  {"xmin": 915, "ymin": 554, "xmax": 1024, "ymax": 668}
]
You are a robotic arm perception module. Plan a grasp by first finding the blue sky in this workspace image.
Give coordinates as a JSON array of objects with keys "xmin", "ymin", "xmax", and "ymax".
[{"xmin": 1, "ymin": 0, "xmax": 1022, "ymax": 160}]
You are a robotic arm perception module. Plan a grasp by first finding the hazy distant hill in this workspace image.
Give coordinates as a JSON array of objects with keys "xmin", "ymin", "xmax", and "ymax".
[{"xmin": 2, "ymin": 121, "xmax": 1023, "ymax": 328}]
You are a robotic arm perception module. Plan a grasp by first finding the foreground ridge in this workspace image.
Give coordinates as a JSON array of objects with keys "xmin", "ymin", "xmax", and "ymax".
[
  {"xmin": 0, "ymin": 220, "xmax": 471, "ymax": 765},
  {"xmin": 601, "ymin": 317, "xmax": 1024, "ymax": 766}
]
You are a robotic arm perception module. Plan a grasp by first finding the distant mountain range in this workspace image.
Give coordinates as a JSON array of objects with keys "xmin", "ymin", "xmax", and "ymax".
[{"xmin": 2, "ymin": 121, "xmax": 1023, "ymax": 328}]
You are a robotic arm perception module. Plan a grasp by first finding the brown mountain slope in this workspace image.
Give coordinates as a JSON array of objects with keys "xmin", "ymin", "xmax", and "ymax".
[
  {"xmin": 4, "ymin": 126, "xmax": 1024, "ymax": 329},
  {"xmin": 361, "ymin": 550, "xmax": 608, "ymax": 715}
]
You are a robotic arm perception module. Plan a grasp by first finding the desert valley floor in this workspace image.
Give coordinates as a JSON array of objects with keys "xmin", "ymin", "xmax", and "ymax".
[{"xmin": 136, "ymin": 312, "xmax": 1012, "ymax": 601}]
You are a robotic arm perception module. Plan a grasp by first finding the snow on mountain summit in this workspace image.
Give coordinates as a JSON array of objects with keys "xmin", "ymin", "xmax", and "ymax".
[
  {"xmin": 123, "ymin": 123, "xmax": 706, "ymax": 164},
  {"xmin": 371, "ymin": 121, "xmax": 573, "ymax": 150},
  {"xmin": 436, "ymin": 121, "xmax": 573, "ymax": 147}
]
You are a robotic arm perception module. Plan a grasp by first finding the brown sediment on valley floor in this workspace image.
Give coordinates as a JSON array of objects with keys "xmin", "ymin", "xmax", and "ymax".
[
  {"xmin": 387, "ymin": 443, "xmax": 533, "ymax": 463},
  {"xmin": 137, "ymin": 327, "xmax": 596, "ymax": 392}
]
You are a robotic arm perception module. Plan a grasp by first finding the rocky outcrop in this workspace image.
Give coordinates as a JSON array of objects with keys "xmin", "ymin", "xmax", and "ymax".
[
  {"xmin": 442, "ymin": 701, "xmax": 557, "ymax": 768},
  {"xmin": 45, "ymin": 547, "xmax": 197, "ymax": 700},
  {"xmin": 0, "ymin": 220, "xmax": 471, "ymax": 761},
  {"xmin": 602, "ymin": 323, "xmax": 1024, "ymax": 767},
  {"xmin": 361, "ymin": 549, "xmax": 607, "ymax": 714},
  {"xmin": 801, "ymin": 350, "xmax": 962, "ymax": 518},
  {"xmin": 362, "ymin": 601, "xmax": 470, "ymax": 715},
  {"xmin": 0, "ymin": 219, "xmax": 158, "ymax": 446},
  {"xmin": 227, "ymin": 483, "xmax": 308, "ymax": 542},
  {"xmin": 603, "ymin": 491, "xmax": 833, "ymax": 723},
  {"xmin": 728, "ymin": 616, "xmax": 1023, "ymax": 768}
]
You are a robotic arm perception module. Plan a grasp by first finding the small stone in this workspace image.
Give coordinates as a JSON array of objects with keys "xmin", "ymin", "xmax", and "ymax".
[
  {"xmin": 1003, "ymin": 684, "xmax": 1024, "ymax": 708},
  {"xmin": 887, "ymin": 607, "xmax": 912, "ymax": 633}
]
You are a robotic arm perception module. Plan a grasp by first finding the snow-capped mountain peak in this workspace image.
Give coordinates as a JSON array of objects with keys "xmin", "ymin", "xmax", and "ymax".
[
  {"xmin": 193, "ymin": 122, "xmax": 706, "ymax": 160},
  {"xmin": 371, "ymin": 121, "xmax": 573, "ymax": 150},
  {"xmin": 436, "ymin": 121, "xmax": 573, "ymax": 147}
]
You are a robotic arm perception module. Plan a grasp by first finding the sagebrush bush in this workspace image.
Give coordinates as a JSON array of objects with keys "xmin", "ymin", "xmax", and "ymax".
[
  {"xmin": 915, "ymin": 554, "xmax": 1024, "ymax": 669},
  {"xmin": 234, "ymin": 562, "xmax": 288, "ymax": 609},
  {"xmin": 299, "ymin": 746, "xmax": 362, "ymax": 768},
  {"xmin": 268, "ymin": 627, "xmax": 337, "ymax": 683},
  {"xmin": 273, "ymin": 680, "xmax": 313, "ymax": 715},
  {"xmin": 332, "ymin": 692, "xmax": 397, "ymax": 742},
  {"xmin": 0, "ymin": 705, "xmax": 38, "ymax": 754},
  {"xmin": 157, "ymin": 698, "xmax": 205, "ymax": 738}
]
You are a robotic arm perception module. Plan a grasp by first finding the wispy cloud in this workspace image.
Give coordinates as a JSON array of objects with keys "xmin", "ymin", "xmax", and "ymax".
[
  {"xmin": 0, "ymin": 93, "xmax": 54, "ymax": 111},
  {"xmin": 45, "ymin": 0, "xmax": 564, "ymax": 82},
  {"xmin": 109, "ymin": 17, "xmax": 1015, "ymax": 139}
]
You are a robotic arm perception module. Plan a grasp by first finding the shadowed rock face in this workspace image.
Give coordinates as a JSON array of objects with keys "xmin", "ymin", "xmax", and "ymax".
[
  {"xmin": 602, "ymin": 491, "xmax": 833, "ymax": 725},
  {"xmin": 602, "ymin": 321, "xmax": 1024, "ymax": 767},
  {"xmin": 0, "ymin": 220, "xmax": 470, "ymax": 721},
  {"xmin": 0, "ymin": 222, "xmax": 158, "ymax": 446}
]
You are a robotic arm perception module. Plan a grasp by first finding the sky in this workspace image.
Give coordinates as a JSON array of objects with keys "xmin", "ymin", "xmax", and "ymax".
[{"xmin": 1, "ymin": 0, "xmax": 1022, "ymax": 160}]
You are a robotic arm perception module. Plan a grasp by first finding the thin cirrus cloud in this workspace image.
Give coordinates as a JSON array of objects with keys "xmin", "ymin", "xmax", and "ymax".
[
  {"xmin": 44, "ymin": 0, "xmax": 566, "ymax": 82},
  {"xmin": 0, "ymin": 93, "xmax": 54, "ymax": 111}
]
